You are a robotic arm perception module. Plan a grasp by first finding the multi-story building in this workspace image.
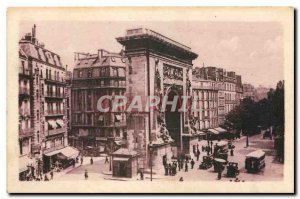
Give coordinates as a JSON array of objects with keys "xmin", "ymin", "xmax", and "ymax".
[
  {"xmin": 192, "ymin": 66, "xmax": 243, "ymax": 125},
  {"xmin": 71, "ymin": 49, "xmax": 127, "ymax": 155},
  {"xmin": 242, "ymin": 83, "xmax": 256, "ymax": 100},
  {"xmin": 223, "ymin": 71, "xmax": 237, "ymax": 115},
  {"xmin": 192, "ymin": 78, "xmax": 219, "ymax": 130},
  {"xmin": 255, "ymin": 85, "xmax": 270, "ymax": 101},
  {"xmin": 19, "ymin": 48, "xmax": 35, "ymax": 180},
  {"xmin": 65, "ymin": 70, "xmax": 73, "ymax": 143},
  {"xmin": 19, "ymin": 25, "xmax": 74, "ymax": 174},
  {"xmin": 235, "ymin": 75, "xmax": 243, "ymax": 105}
]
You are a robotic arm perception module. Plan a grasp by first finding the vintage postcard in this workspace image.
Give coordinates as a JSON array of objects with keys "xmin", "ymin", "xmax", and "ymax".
[{"xmin": 7, "ymin": 7, "xmax": 294, "ymax": 193}]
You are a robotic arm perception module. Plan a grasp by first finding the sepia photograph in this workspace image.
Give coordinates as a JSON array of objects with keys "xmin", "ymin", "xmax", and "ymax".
[{"xmin": 6, "ymin": 7, "xmax": 294, "ymax": 193}]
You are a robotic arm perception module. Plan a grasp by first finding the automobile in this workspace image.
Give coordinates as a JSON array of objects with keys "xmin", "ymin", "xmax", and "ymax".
[
  {"xmin": 245, "ymin": 150, "xmax": 266, "ymax": 173},
  {"xmin": 226, "ymin": 162, "xmax": 239, "ymax": 177},
  {"xmin": 213, "ymin": 158, "xmax": 227, "ymax": 172},
  {"xmin": 263, "ymin": 130, "xmax": 272, "ymax": 139},
  {"xmin": 199, "ymin": 155, "xmax": 213, "ymax": 170},
  {"xmin": 213, "ymin": 141, "xmax": 229, "ymax": 161}
]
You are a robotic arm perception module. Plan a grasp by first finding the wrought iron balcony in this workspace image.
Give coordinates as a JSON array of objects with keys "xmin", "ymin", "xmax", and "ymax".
[
  {"xmin": 19, "ymin": 128, "xmax": 34, "ymax": 138},
  {"xmin": 19, "ymin": 87, "xmax": 30, "ymax": 96},
  {"xmin": 47, "ymin": 128, "xmax": 65, "ymax": 136}
]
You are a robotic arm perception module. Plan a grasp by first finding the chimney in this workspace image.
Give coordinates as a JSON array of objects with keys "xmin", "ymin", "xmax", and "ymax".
[{"xmin": 32, "ymin": 24, "xmax": 37, "ymax": 44}]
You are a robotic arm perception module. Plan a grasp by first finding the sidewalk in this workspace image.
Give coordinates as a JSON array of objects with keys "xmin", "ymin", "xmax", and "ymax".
[{"xmin": 49, "ymin": 156, "xmax": 105, "ymax": 180}]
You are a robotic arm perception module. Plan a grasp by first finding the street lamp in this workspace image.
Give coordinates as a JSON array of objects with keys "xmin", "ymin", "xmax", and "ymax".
[{"xmin": 148, "ymin": 142, "xmax": 153, "ymax": 181}]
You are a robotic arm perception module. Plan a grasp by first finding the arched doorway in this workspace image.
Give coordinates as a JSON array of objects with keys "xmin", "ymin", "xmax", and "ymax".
[{"xmin": 165, "ymin": 89, "xmax": 181, "ymax": 148}]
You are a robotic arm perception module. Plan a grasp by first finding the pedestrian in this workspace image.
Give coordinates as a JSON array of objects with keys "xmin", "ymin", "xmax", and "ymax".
[
  {"xmin": 179, "ymin": 177, "xmax": 184, "ymax": 181},
  {"xmin": 50, "ymin": 170, "xmax": 53, "ymax": 180},
  {"xmin": 168, "ymin": 163, "xmax": 172, "ymax": 176},
  {"xmin": 185, "ymin": 161, "xmax": 188, "ymax": 172},
  {"xmin": 197, "ymin": 143, "xmax": 199, "ymax": 150},
  {"xmin": 217, "ymin": 170, "xmax": 222, "ymax": 180},
  {"xmin": 173, "ymin": 165, "xmax": 177, "ymax": 176},
  {"xmin": 210, "ymin": 140, "xmax": 213, "ymax": 147},
  {"xmin": 76, "ymin": 156, "xmax": 79, "ymax": 163},
  {"xmin": 210, "ymin": 146, "xmax": 213, "ymax": 154},
  {"xmin": 105, "ymin": 156, "xmax": 109, "ymax": 164},
  {"xmin": 191, "ymin": 159, "xmax": 195, "ymax": 169},
  {"xmin": 196, "ymin": 149, "xmax": 200, "ymax": 161},
  {"xmin": 84, "ymin": 169, "xmax": 88, "ymax": 180},
  {"xmin": 230, "ymin": 149, "xmax": 234, "ymax": 156},
  {"xmin": 140, "ymin": 171, "xmax": 144, "ymax": 180},
  {"xmin": 80, "ymin": 156, "xmax": 83, "ymax": 165},
  {"xmin": 44, "ymin": 174, "xmax": 49, "ymax": 181},
  {"xmin": 165, "ymin": 164, "xmax": 169, "ymax": 176},
  {"xmin": 202, "ymin": 145, "xmax": 204, "ymax": 152},
  {"xmin": 193, "ymin": 145, "xmax": 196, "ymax": 154},
  {"xmin": 90, "ymin": 157, "xmax": 93, "ymax": 165},
  {"xmin": 207, "ymin": 146, "xmax": 210, "ymax": 155}
]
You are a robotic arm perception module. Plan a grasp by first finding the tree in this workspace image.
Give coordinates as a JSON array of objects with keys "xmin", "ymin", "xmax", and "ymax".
[{"xmin": 225, "ymin": 97, "xmax": 260, "ymax": 147}]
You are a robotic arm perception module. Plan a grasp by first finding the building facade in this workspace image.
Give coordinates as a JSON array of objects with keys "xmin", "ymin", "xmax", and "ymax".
[
  {"xmin": 223, "ymin": 71, "xmax": 237, "ymax": 115},
  {"xmin": 192, "ymin": 78, "xmax": 219, "ymax": 130},
  {"xmin": 71, "ymin": 49, "xmax": 127, "ymax": 155},
  {"xmin": 192, "ymin": 66, "xmax": 243, "ymax": 125},
  {"xmin": 242, "ymin": 83, "xmax": 256, "ymax": 100},
  {"xmin": 19, "ymin": 25, "xmax": 69, "ymax": 174}
]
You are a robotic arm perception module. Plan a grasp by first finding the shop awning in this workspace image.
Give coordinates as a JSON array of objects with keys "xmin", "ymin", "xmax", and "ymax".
[
  {"xmin": 113, "ymin": 157, "xmax": 129, "ymax": 161},
  {"xmin": 48, "ymin": 120, "xmax": 57, "ymax": 129},
  {"xmin": 197, "ymin": 131, "xmax": 206, "ymax": 136},
  {"xmin": 208, "ymin": 129, "xmax": 219, "ymax": 134},
  {"xmin": 214, "ymin": 127, "xmax": 227, "ymax": 133},
  {"xmin": 56, "ymin": 119, "xmax": 64, "ymax": 127},
  {"xmin": 115, "ymin": 114, "xmax": 122, "ymax": 121},
  {"xmin": 19, "ymin": 156, "xmax": 36, "ymax": 173},
  {"xmin": 44, "ymin": 146, "xmax": 79, "ymax": 158},
  {"xmin": 114, "ymin": 140, "xmax": 127, "ymax": 146}
]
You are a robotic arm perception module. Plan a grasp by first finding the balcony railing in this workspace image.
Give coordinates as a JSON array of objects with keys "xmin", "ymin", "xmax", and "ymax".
[
  {"xmin": 47, "ymin": 128, "xmax": 65, "ymax": 136},
  {"xmin": 19, "ymin": 87, "xmax": 30, "ymax": 95},
  {"xmin": 102, "ymin": 121, "xmax": 127, "ymax": 127},
  {"xmin": 19, "ymin": 109, "xmax": 30, "ymax": 116},
  {"xmin": 44, "ymin": 92, "xmax": 65, "ymax": 98},
  {"xmin": 19, "ymin": 68, "xmax": 31, "ymax": 76},
  {"xmin": 19, "ymin": 128, "xmax": 34, "ymax": 137},
  {"xmin": 45, "ymin": 76, "xmax": 66, "ymax": 84},
  {"xmin": 44, "ymin": 110, "xmax": 64, "ymax": 116},
  {"xmin": 225, "ymin": 100, "xmax": 236, "ymax": 104}
]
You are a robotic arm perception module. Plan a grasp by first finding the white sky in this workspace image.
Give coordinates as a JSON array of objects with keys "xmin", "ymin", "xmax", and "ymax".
[{"xmin": 19, "ymin": 21, "xmax": 284, "ymax": 88}]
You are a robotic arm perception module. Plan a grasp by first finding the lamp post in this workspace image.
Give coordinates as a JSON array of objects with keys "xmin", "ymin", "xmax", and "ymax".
[
  {"xmin": 148, "ymin": 143, "xmax": 153, "ymax": 181},
  {"xmin": 108, "ymin": 137, "xmax": 113, "ymax": 171}
]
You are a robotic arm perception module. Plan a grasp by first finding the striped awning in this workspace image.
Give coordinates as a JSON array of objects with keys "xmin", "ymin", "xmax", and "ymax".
[
  {"xmin": 56, "ymin": 119, "xmax": 64, "ymax": 127},
  {"xmin": 48, "ymin": 120, "xmax": 57, "ymax": 128},
  {"xmin": 208, "ymin": 129, "xmax": 219, "ymax": 134}
]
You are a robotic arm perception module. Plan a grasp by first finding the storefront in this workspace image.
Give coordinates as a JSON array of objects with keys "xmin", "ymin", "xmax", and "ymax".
[
  {"xmin": 19, "ymin": 155, "xmax": 36, "ymax": 181},
  {"xmin": 112, "ymin": 148, "xmax": 138, "ymax": 178},
  {"xmin": 43, "ymin": 146, "xmax": 79, "ymax": 172},
  {"xmin": 214, "ymin": 127, "xmax": 228, "ymax": 139},
  {"xmin": 208, "ymin": 128, "xmax": 220, "ymax": 140}
]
